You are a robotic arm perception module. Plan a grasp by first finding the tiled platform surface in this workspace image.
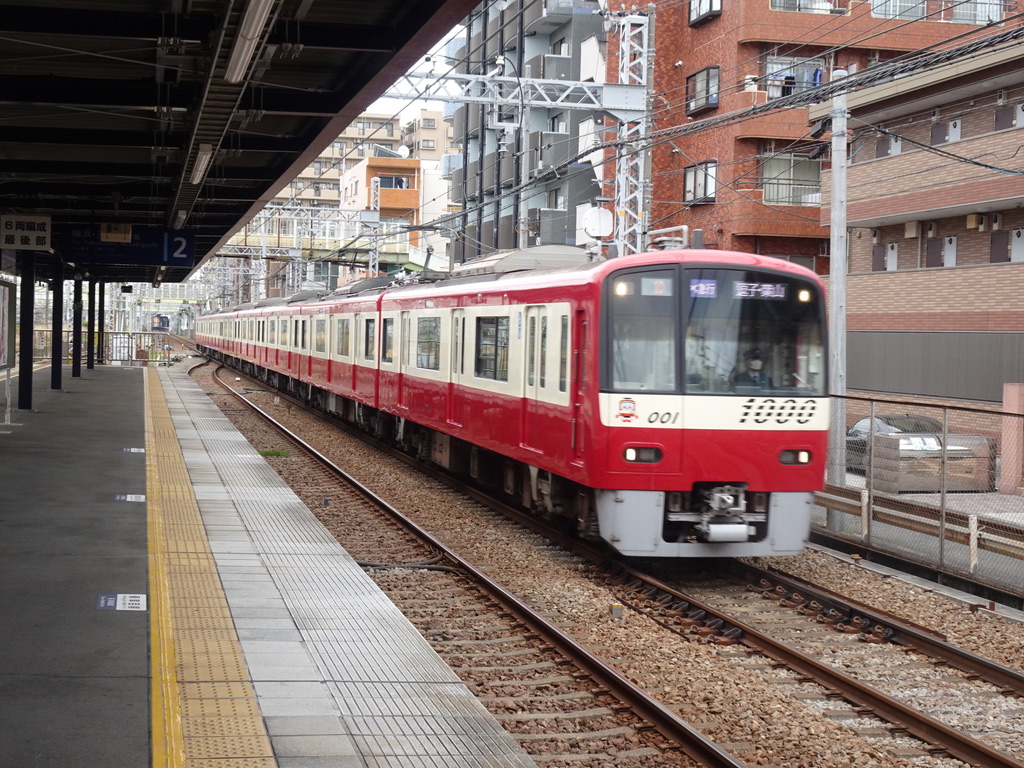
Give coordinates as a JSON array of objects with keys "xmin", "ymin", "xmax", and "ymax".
[
  {"xmin": 157, "ymin": 362, "xmax": 537, "ymax": 767},
  {"xmin": 0, "ymin": 363, "xmax": 535, "ymax": 767}
]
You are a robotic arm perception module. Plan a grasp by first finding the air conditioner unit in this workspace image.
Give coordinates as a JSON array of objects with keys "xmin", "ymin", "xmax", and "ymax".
[
  {"xmin": 904, "ymin": 221, "xmax": 920, "ymax": 238},
  {"xmin": 871, "ymin": 229, "xmax": 880, "ymax": 245},
  {"xmin": 990, "ymin": 213, "xmax": 1002, "ymax": 231},
  {"xmin": 925, "ymin": 222, "xmax": 937, "ymax": 238}
]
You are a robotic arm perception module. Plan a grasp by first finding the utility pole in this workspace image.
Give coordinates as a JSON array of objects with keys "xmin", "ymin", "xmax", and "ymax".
[{"xmin": 826, "ymin": 70, "xmax": 849, "ymax": 525}]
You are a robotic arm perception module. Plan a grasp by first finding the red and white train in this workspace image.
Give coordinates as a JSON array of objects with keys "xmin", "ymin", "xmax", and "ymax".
[{"xmin": 196, "ymin": 245, "xmax": 829, "ymax": 559}]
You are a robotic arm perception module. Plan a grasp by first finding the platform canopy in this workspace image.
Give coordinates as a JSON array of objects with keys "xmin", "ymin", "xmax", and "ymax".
[{"xmin": 0, "ymin": 0, "xmax": 476, "ymax": 285}]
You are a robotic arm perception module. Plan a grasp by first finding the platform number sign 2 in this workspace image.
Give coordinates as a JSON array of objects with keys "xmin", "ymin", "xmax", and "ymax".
[{"xmin": 165, "ymin": 233, "xmax": 190, "ymax": 262}]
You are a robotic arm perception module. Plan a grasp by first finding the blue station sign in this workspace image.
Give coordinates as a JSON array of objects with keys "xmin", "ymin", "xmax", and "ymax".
[{"xmin": 53, "ymin": 224, "xmax": 195, "ymax": 267}]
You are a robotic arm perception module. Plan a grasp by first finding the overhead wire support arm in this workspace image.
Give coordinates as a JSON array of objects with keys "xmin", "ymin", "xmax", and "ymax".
[{"xmin": 385, "ymin": 72, "xmax": 611, "ymax": 112}]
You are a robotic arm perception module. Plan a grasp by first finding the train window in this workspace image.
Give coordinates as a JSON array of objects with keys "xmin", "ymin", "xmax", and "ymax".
[
  {"xmin": 684, "ymin": 268, "xmax": 826, "ymax": 396},
  {"xmin": 527, "ymin": 316, "xmax": 537, "ymax": 386},
  {"xmin": 336, "ymin": 318, "xmax": 350, "ymax": 356},
  {"xmin": 293, "ymin": 320, "xmax": 300, "ymax": 348},
  {"xmin": 417, "ymin": 317, "xmax": 440, "ymax": 370},
  {"xmin": 364, "ymin": 319, "xmax": 376, "ymax": 361},
  {"xmin": 269, "ymin": 319, "xmax": 277, "ymax": 345},
  {"xmin": 475, "ymin": 316, "xmax": 509, "ymax": 381},
  {"xmin": 382, "ymin": 318, "xmax": 395, "ymax": 363},
  {"xmin": 559, "ymin": 315, "xmax": 569, "ymax": 392},
  {"xmin": 540, "ymin": 317, "xmax": 548, "ymax": 388},
  {"xmin": 314, "ymin": 319, "xmax": 326, "ymax": 353},
  {"xmin": 452, "ymin": 316, "xmax": 464, "ymax": 375},
  {"xmin": 607, "ymin": 269, "xmax": 678, "ymax": 392},
  {"xmin": 402, "ymin": 314, "xmax": 412, "ymax": 366},
  {"xmin": 280, "ymin": 319, "xmax": 287, "ymax": 343}
]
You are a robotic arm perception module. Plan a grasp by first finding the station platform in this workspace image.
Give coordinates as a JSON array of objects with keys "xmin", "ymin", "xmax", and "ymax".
[{"xmin": 0, "ymin": 363, "xmax": 536, "ymax": 767}]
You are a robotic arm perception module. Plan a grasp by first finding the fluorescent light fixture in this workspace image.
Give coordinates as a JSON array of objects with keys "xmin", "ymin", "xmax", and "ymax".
[
  {"xmin": 173, "ymin": 210, "xmax": 187, "ymax": 229},
  {"xmin": 225, "ymin": 0, "xmax": 274, "ymax": 84},
  {"xmin": 189, "ymin": 143, "xmax": 212, "ymax": 185}
]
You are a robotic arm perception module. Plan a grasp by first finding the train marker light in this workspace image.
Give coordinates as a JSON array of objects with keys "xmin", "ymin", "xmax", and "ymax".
[
  {"xmin": 624, "ymin": 446, "xmax": 662, "ymax": 463},
  {"xmin": 779, "ymin": 449, "xmax": 812, "ymax": 465},
  {"xmin": 798, "ymin": 288, "xmax": 812, "ymax": 302}
]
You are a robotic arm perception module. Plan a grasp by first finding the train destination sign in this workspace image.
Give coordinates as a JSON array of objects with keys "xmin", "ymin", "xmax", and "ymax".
[{"xmin": 53, "ymin": 224, "xmax": 195, "ymax": 267}]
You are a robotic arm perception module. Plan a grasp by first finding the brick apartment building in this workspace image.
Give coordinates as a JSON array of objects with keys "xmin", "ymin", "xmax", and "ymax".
[
  {"xmin": 812, "ymin": 41, "xmax": 1024, "ymax": 404},
  {"xmin": 633, "ymin": 0, "xmax": 1001, "ymax": 276}
]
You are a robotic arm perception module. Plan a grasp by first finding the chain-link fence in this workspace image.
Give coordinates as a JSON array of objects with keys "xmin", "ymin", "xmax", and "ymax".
[{"xmin": 815, "ymin": 395, "xmax": 1024, "ymax": 599}]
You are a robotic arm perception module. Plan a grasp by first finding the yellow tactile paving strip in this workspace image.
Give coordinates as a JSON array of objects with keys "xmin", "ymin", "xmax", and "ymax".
[{"xmin": 145, "ymin": 368, "xmax": 277, "ymax": 768}]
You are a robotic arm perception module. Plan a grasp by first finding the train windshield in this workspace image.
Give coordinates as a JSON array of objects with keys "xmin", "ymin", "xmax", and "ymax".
[{"xmin": 605, "ymin": 266, "xmax": 826, "ymax": 396}]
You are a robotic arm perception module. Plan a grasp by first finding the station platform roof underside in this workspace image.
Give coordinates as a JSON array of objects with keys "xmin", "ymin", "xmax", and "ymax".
[{"xmin": 0, "ymin": 0, "xmax": 475, "ymax": 286}]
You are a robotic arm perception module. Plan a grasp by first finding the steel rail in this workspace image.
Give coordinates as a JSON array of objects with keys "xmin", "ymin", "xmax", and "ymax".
[
  {"xmin": 742, "ymin": 565, "xmax": 1024, "ymax": 699},
  {"xmin": 208, "ymin": 364, "xmax": 749, "ymax": 768},
  {"xmin": 622, "ymin": 565, "xmax": 1023, "ymax": 768}
]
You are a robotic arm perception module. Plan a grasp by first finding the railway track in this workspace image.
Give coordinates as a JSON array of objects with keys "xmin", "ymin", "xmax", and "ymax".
[
  {"xmin": 193, "ymin": 356, "xmax": 1024, "ymax": 768},
  {"xmin": 203, "ymin": 361, "xmax": 739, "ymax": 768}
]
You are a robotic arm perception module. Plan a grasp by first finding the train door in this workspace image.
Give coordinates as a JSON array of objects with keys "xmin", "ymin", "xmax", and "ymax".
[
  {"xmin": 522, "ymin": 306, "xmax": 544, "ymax": 451},
  {"xmin": 571, "ymin": 310, "xmax": 587, "ymax": 465},
  {"xmin": 447, "ymin": 309, "xmax": 465, "ymax": 426}
]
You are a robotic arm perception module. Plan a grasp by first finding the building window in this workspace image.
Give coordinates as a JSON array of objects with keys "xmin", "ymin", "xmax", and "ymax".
[
  {"xmin": 380, "ymin": 121, "xmax": 394, "ymax": 137},
  {"xmin": 950, "ymin": 0, "xmax": 1002, "ymax": 22},
  {"xmin": 422, "ymin": 118, "xmax": 436, "ymax": 128},
  {"xmin": 686, "ymin": 67, "xmax": 719, "ymax": 114},
  {"xmin": 357, "ymin": 120, "xmax": 370, "ymax": 135},
  {"xmin": 379, "ymin": 176, "xmax": 410, "ymax": 189},
  {"xmin": 761, "ymin": 153, "xmax": 820, "ymax": 205},
  {"xmin": 684, "ymin": 161, "xmax": 717, "ymax": 203},
  {"xmin": 421, "ymin": 139, "xmax": 436, "ymax": 149},
  {"xmin": 689, "ymin": 0, "xmax": 722, "ymax": 24},
  {"xmin": 475, "ymin": 316, "xmax": 509, "ymax": 381},
  {"xmin": 771, "ymin": 0, "xmax": 838, "ymax": 11},
  {"xmin": 764, "ymin": 56, "xmax": 824, "ymax": 99},
  {"xmin": 871, "ymin": 0, "xmax": 923, "ymax": 18}
]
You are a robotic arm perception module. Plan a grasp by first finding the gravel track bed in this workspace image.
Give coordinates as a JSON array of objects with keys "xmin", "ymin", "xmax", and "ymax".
[
  {"xmin": 668, "ymin": 579, "xmax": 1024, "ymax": 759},
  {"xmin": 192, "ymin": 363, "xmax": 1023, "ymax": 768}
]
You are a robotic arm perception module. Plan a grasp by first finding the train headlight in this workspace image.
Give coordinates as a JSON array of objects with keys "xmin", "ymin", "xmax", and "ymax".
[
  {"xmin": 624, "ymin": 446, "xmax": 663, "ymax": 463},
  {"xmin": 779, "ymin": 449, "xmax": 812, "ymax": 465},
  {"xmin": 797, "ymin": 288, "xmax": 812, "ymax": 302},
  {"xmin": 613, "ymin": 280, "xmax": 634, "ymax": 297}
]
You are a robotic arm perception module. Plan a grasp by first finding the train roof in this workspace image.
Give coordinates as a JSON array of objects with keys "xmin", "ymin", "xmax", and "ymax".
[
  {"xmin": 448, "ymin": 245, "xmax": 594, "ymax": 277},
  {"xmin": 201, "ymin": 248, "xmax": 823, "ymax": 317}
]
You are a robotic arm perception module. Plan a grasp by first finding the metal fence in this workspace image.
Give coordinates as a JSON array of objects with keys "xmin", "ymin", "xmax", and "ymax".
[
  {"xmin": 815, "ymin": 395, "xmax": 1024, "ymax": 600},
  {"xmin": 31, "ymin": 330, "xmax": 175, "ymax": 366}
]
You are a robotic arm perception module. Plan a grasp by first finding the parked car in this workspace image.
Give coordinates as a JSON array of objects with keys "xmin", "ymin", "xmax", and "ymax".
[{"xmin": 846, "ymin": 414, "xmax": 996, "ymax": 492}]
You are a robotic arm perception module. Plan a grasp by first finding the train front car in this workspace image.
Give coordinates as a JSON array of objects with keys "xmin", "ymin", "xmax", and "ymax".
[{"xmin": 594, "ymin": 252, "xmax": 829, "ymax": 558}]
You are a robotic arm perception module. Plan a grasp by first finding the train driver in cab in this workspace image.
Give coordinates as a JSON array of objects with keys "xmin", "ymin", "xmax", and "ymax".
[{"xmin": 733, "ymin": 348, "xmax": 773, "ymax": 389}]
